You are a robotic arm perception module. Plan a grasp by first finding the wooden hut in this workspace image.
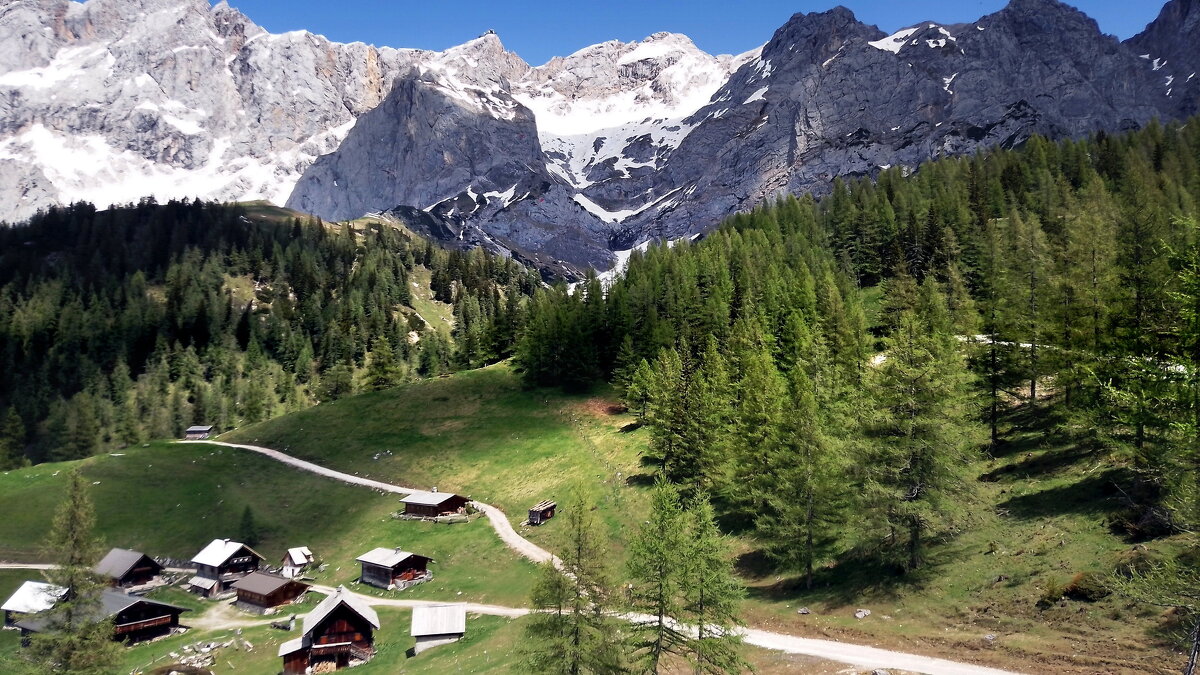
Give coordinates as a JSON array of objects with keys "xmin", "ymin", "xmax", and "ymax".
[
  {"xmin": 356, "ymin": 548, "xmax": 433, "ymax": 590},
  {"xmin": 187, "ymin": 538, "xmax": 264, "ymax": 597},
  {"xmin": 279, "ymin": 585, "xmax": 379, "ymax": 674},
  {"xmin": 2, "ymin": 581, "xmax": 65, "ymax": 628},
  {"xmin": 16, "ymin": 590, "xmax": 188, "ymax": 643},
  {"xmin": 528, "ymin": 500, "xmax": 557, "ymax": 526},
  {"xmin": 399, "ymin": 491, "xmax": 469, "ymax": 518},
  {"xmin": 184, "ymin": 425, "xmax": 214, "ymax": 440},
  {"xmin": 281, "ymin": 546, "xmax": 315, "ymax": 579},
  {"xmin": 410, "ymin": 604, "xmax": 466, "ymax": 655},
  {"xmin": 94, "ymin": 548, "xmax": 162, "ymax": 588},
  {"xmin": 232, "ymin": 572, "xmax": 309, "ymax": 613}
]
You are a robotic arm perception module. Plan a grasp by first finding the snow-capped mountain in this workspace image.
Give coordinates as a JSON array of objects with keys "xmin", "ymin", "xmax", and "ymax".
[{"xmin": 0, "ymin": 0, "xmax": 1195, "ymax": 273}]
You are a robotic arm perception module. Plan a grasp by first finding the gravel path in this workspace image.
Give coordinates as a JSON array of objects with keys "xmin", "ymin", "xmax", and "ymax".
[
  {"xmin": 182, "ymin": 440, "xmax": 559, "ymax": 567},
  {"xmin": 178, "ymin": 440, "xmax": 1020, "ymax": 675}
]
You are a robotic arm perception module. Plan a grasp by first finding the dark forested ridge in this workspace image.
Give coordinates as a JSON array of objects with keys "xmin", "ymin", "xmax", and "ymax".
[
  {"xmin": 516, "ymin": 118, "xmax": 1200, "ymax": 579},
  {"xmin": 0, "ymin": 199, "xmax": 540, "ymax": 466}
]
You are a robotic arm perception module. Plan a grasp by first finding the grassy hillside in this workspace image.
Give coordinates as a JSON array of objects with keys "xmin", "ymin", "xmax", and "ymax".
[
  {"xmin": 0, "ymin": 442, "xmax": 536, "ymax": 606},
  {"xmin": 225, "ymin": 363, "xmax": 651, "ymax": 556},
  {"xmin": 225, "ymin": 365, "xmax": 1186, "ymax": 673}
]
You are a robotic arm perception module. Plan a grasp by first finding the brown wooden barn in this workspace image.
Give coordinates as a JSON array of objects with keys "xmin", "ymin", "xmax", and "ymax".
[
  {"xmin": 94, "ymin": 548, "xmax": 162, "ymax": 588},
  {"xmin": 16, "ymin": 590, "xmax": 188, "ymax": 644},
  {"xmin": 232, "ymin": 572, "xmax": 309, "ymax": 613},
  {"xmin": 355, "ymin": 548, "xmax": 433, "ymax": 590},
  {"xmin": 279, "ymin": 586, "xmax": 379, "ymax": 674},
  {"xmin": 187, "ymin": 538, "xmax": 264, "ymax": 597},
  {"xmin": 399, "ymin": 491, "xmax": 469, "ymax": 518}
]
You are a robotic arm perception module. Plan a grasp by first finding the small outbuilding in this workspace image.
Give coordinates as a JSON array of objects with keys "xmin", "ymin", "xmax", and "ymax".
[
  {"xmin": 232, "ymin": 572, "xmax": 309, "ymax": 613},
  {"xmin": 410, "ymin": 604, "xmax": 466, "ymax": 655},
  {"xmin": 399, "ymin": 491, "xmax": 470, "ymax": 518},
  {"xmin": 188, "ymin": 538, "xmax": 264, "ymax": 597},
  {"xmin": 356, "ymin": 548, "xmax": 433, "ymax": 590},
  {"xmin": 94, "ymin": 548, "xmax": 162, "ymax": 588},
  {"xmin": 528, "ymin": 500, "xmax": 557, "ymax": 526},
  {"xmin": 279, "ymin": 585, "xmax": 379, "ymax": 674},
  {"xmin": 281, "ymin": 546, "xmax": 315, "ymax": 579},
  {"xmin": 16, "ymin": 590, "xmax": 189, "ymax": 643},
  {"xmin": 184, "ymin": 425, "xmax": 214, "ymax": 440},
  {"xmin": 2, "ymin": 581, "xmax": 65, "ymax": 628}
]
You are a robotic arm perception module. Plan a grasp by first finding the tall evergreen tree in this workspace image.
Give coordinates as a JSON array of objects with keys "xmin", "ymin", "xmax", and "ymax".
[
  {"xmin": 627, "ymin": 480, "xmax": 690, "ymax": 672},
  {"xmin": 682, "ymin": 494, "xmax": 747, "ymax": 675}
]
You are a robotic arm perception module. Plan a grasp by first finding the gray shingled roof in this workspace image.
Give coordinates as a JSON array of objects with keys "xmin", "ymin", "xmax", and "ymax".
[
  {"xmin": 94, "ymin": 548, "xmax": 156, "ymax": 580},
  {"xmin": 302, "ymin": 586, "xmax": 379, "ymax": 635},
  {"xmin": 232, "ymin": 572, "xmax": 304, "ymax": 596}
]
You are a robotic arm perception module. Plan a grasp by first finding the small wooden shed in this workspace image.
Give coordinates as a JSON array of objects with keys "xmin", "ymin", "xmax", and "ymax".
[
  {"xmin": 281, "ymin": 546, "xmax": 315, "ymax": 579},
  {"xmin": 399, "ymin": 491, "xmax": 470, "ymax": 518},
  {"xmin": 233, "ymin": 572, "xmax": 309, "ymax": 613},
  {"xmin": 528, "ymin": 500, "xmax": 557, "ymax": 526},
  {"xmin": 184, "ymin": 425, "xmax": 214, "ymax": 440},
  {"xmin": 410, "ymin": 604, "xmax": 466, "ymax": 655},
  {"xmin": 94, "ymin": 548, "xmax": 162, "ymax": 588},
  {"xmin": 356, "ymin": 548, "xmax": 433, "ymax": 590}
]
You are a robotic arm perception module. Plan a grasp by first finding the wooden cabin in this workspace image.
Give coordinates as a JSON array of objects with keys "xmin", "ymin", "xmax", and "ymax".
[
  {"xmin": 281, "ymin": 546, "xmax": 314, "ymax": 579},
  {"xmin": 528, "ymin": 500, "xmax": 557, "ymax": 526},
  {"xmin": 399, "ymin": 491, "xmax": 469, "ymax": 518},
  {"xmin": 356, "ymin": 548, "xmax": 433, "ymax": 590},
  {"xmin": 187, "ymin": 538, "xmax": 264, "ymax": 597},
  {"xmin": 184, "ymin": 425, "xmax": 214, "ymax": 440},
  {"xmin": 2, "ymin": 581, "xmax": 65, "ymax": 628},
  {"xmin": 279, "ymin": 585, "xmax": 379, "ymax": 674},
  {"xmin": 94, "ymin": 548, "xmax": 162, "ymax": 588},
  {"xmin": 233, "ymin": 572, "xmax": 309, "ymax": 613},
  {"xmin": 16, "ymin": 590, "xmax": 188, "ymax": 643},
  {"xmin": 410, "ymin": 604, "xmax": 466, "ymax": 655}
]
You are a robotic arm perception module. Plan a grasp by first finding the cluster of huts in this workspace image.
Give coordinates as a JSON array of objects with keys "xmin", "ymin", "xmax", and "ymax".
[{"xmin": 1, "ymin": 488, "xmax": 499, "ymax": 672}]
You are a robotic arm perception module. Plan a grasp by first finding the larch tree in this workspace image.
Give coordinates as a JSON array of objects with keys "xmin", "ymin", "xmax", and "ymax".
[
  {"xmin": 24, "ymin": 469, "xmax": 120, "ymax": 674},
  {"xmin": 683, "ymin": 494, "xmax": 747, "ymax": 675},
  {"xmin": 863, "ymin": 279, "xmax": 983, "ymax": 570},
  {"xmin": 627, "ymin": 480, "xmax": 690, "ymax": 672}
]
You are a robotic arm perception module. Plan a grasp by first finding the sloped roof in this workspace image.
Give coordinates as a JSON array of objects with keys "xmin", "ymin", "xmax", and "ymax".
[
  {"xmin": 187, "ymin": 576, "xmax": 217, "ymax": 590},
  {"xmin": 232, "ymin": 572, "xmax": 305, "ymax": 596},
  {"xmin": 186, "ymin": 425, "xmax": 214, "ymax": 433},
  {"xmin": 401, "ymin": 491, "xmax": 461, "ymax": 506},
  {"xmin": 191, "ymin": 538, "xmax": 263, "ymax": 567},
  {"xmin": 17, "ymin": 590, "xmax": 188, "ymax": 633},
  {"xmin": 278, "ymin": 636, "xmax": 306, "ymax": 657},
  {"xmin": 410, "ymin": 604, "xmax": 466, "ymax": 637},
  {"xmin": 302, "ymin": 586, "xmax": 379, "ymax": 635},
  {"xmin": 94, "ymin": 548, "xmax": 158, "ymax": 580},
  {"xmin": 1, "ymin": 581, "xmax": 66, "ymax": 614},
  {"xmin": 285, "ymin": 547, "xmax": 313, "ymax": 566},
  {"xmin": 356, "ymin": 547, "xmax": 420, "ymax": 568}
]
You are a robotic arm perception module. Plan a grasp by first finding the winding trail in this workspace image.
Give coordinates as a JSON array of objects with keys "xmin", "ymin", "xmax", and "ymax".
[
  {"xmin": 178, "ymin": 440, "xmax": 1019, "ymax": 675},
  {"xmin": 181, "ymin": 440, "xmax": 559, "ymax": 566}
]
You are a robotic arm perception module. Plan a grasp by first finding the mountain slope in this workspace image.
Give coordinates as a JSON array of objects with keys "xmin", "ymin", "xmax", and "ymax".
[{"xmin": 0, "ymin": 0, "xmax": 1194, "ymax": 271}]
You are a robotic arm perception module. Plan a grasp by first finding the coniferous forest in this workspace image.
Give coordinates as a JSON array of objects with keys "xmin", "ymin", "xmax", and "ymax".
[
  {"xmin": 516, "ymin": 119, "xmax": 1200, "ymax": 584},
  {"xmin": 0, "ymin": 200, "xmax": 540, "ymax": 466}
]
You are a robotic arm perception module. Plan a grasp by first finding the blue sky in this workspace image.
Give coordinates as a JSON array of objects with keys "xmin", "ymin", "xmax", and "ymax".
[{"xmin": 217, "ymin": 1, "xmax": 1165, "ymax": 65}]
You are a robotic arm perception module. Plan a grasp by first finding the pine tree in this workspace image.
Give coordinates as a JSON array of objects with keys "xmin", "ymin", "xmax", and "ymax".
[
  {"xmin": 0, "ymin": 408, "xmax": 26, "ymax": 470},
  {"xmin": 627, "ymin": 480, "xmax": 690, "ymax": 672},
  {"xmin": 682, "ymin": 494, "xmax": 747, "ymax": 674},
  {"xmin": 24, "ymin": 469, "xmax": 120, "ymax": 674}
]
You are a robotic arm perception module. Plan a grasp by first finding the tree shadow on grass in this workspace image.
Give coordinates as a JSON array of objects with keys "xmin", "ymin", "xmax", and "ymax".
[
  {"xmin": 980, "ymin": 445, "xmax": 1100, "ymax": 482},
  {"xmin": 741, "ymin": 551, "xmax": 920, "ymax": 608},
  {"xmin": 996, "ymin": 469, "xmax": 1128, "ymax": 520}
]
